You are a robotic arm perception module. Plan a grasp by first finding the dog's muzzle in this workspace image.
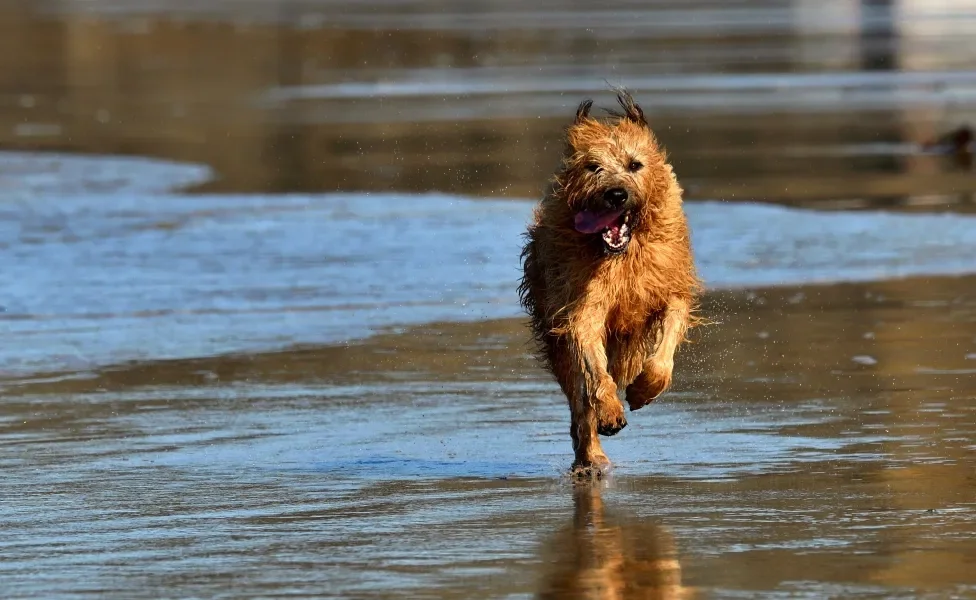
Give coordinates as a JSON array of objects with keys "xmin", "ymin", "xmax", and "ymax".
[{"xmin": 574, "ymin": 203, "xmax": 633, "ymax": 256}]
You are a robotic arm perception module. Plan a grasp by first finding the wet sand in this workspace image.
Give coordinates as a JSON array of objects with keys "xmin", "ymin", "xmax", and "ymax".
[
  {"xmin": 3, "ymin": 276, "xmax": 975, "ymax": 597},
  {"xmin": 3, "ymin": 153, "xmax": 976, "ymax": 598},
  {"xmin": 7, "ymin": 162, "xmax": 974, "ymax": 598},
  {"xmin": 2, "ymin": 1, "xmax": 976, "ymax": 598}
]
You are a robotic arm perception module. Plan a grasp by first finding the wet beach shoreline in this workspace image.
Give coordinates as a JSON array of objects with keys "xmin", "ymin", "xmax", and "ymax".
[
  {"xmin": 4, "ymin": 150, "xmax": 974, "ymax": 597},
  {"xmin": 3, "ymin": 273, "xmax": 975, "ymax": 597},
  {"xmin": 2, "ymin": 1, "xmax": 976, "ymax": 597}
]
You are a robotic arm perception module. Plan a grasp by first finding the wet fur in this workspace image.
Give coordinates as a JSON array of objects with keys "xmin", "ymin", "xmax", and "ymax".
[{"xmin": 518, "ymin": 90, "xmax": 701, "ymax": 475}]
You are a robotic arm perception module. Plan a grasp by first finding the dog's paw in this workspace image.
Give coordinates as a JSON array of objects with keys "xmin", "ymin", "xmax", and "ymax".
[
  {"xmin": 571, "ymin": 453, "xmax": 612, "ymax": 479},
  {"xmin": 625, "ymin": 359, "xmax": 673, "ymax": 411},
  {"xmin": 596, "ymin": 398, "xmax": 627, "ymax": 436}
]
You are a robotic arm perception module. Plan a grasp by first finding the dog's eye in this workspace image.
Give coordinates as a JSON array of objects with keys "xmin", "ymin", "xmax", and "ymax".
[
  {"xmin": 586, "ymin": 163, "xmax": 601, "ymax": 173},
  {"xmin": 628, "ymin": 160, "xmax": 643, "ymax": 172}
]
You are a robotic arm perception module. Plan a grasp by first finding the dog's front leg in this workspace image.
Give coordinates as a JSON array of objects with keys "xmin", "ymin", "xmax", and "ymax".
[
  {"xmin": 567, "ymin": 310, "xmax": 626, "ymax": 472},
  {"xmin": 625, "ymin": 297, "xmax": 691, "ymax": 411}
]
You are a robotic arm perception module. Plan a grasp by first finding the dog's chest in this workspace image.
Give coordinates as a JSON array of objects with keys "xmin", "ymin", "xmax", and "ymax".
[
  {"xmin": 606, "ymin": 293, "xmax": 663, "ymax": 336},
  {"xmin": 602, "ymin": 283, "xmax": 664, "ymax": 337},
  {"xmin": 596, "ymin": 252, "xmax": 669, "ymax": 336}
]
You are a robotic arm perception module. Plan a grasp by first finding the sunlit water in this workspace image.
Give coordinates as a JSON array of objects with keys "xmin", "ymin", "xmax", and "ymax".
[
  {"xmin": 3, "ymin": 0, "xmax": 976, "ymax": 596},
  {"xmin": 4, "ymin": 152, "xmax": 976, "ymax": 378},
  {"xmin": 3, "ymin": 152, "xmax": 976, "ymax": 598}
]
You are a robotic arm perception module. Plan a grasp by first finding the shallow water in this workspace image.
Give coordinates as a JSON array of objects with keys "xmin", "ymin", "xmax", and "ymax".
[
  {"xmin": 3, "ymin": 275, "xmax": 976, "ymax": 598},
  {"xmin": 4, "ymin": 156, "xmax": 976, "ymax": 600},
  {"xmin": 3, "ymin": 1, "xmax": 976, "ymax": 598},
  {"xmin": 5, "ymin": 152, "xmax": 976, "ymax": 379}
]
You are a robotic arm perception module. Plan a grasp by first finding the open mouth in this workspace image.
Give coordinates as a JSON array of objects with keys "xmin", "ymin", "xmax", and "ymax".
[{"xmin": 574, "ymin": 208, "xmax": 633, "ymax": 255}]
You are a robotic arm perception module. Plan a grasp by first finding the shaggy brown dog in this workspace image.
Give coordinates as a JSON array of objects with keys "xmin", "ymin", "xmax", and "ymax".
[{"xmin": 519, "ymin": 90, "xmax": 701, "ymax": 475}]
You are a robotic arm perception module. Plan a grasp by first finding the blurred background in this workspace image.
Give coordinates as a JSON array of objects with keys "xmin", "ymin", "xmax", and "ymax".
[
  {"xmin": 2, "ymin": 0, "xmax": 974, "ymax": 203},
  {"xmin": 2, "ymin": 1, "xmax": 976, "ymax": 598}
]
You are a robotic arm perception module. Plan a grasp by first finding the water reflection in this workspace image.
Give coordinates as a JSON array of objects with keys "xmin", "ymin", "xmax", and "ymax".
[{"xmin": 539, "ymin": 483, "xmax": 690, "ymax": 600}]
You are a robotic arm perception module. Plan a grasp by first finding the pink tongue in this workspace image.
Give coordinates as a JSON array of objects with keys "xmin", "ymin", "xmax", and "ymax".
[{"xmin": 574, "ymin": 209, "xmax": 625, "ymax": 234}]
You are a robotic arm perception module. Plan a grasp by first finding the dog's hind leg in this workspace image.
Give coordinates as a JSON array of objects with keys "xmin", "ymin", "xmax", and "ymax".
[{"xmin": 625, "ymin": 297, "xmax": 691, "ymax": 411}]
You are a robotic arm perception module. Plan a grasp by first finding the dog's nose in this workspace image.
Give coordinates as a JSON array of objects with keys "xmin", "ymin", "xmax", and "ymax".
[{"xmin": 604, "ymin": 187, "xmax": 628, "ymax": 208}]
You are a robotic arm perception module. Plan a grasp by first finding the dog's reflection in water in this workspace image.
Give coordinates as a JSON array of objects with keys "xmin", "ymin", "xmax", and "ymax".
[{"xmin": 538, "ymin": 483, "xmax": 693, "ymax": 600}]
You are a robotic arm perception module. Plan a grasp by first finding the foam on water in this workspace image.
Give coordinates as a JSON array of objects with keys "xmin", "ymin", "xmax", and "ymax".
[{"xmin": 3, "ymin": 151, "xmax": 976, "ymax": 375}]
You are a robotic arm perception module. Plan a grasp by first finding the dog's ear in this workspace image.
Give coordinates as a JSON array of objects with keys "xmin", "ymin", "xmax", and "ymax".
[
  {"xmin": 614, "ymin": 88, "xmax": 647, "ymax": 126},
  {"xmin": 575, "ymin": 99, "xmax": 593, "ymax": 124}
]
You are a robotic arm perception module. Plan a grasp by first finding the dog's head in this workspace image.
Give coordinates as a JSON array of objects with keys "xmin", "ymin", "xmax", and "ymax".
[{"xmin": 557, "ymin": 90, "xmax": 673, "ymax": 256}]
